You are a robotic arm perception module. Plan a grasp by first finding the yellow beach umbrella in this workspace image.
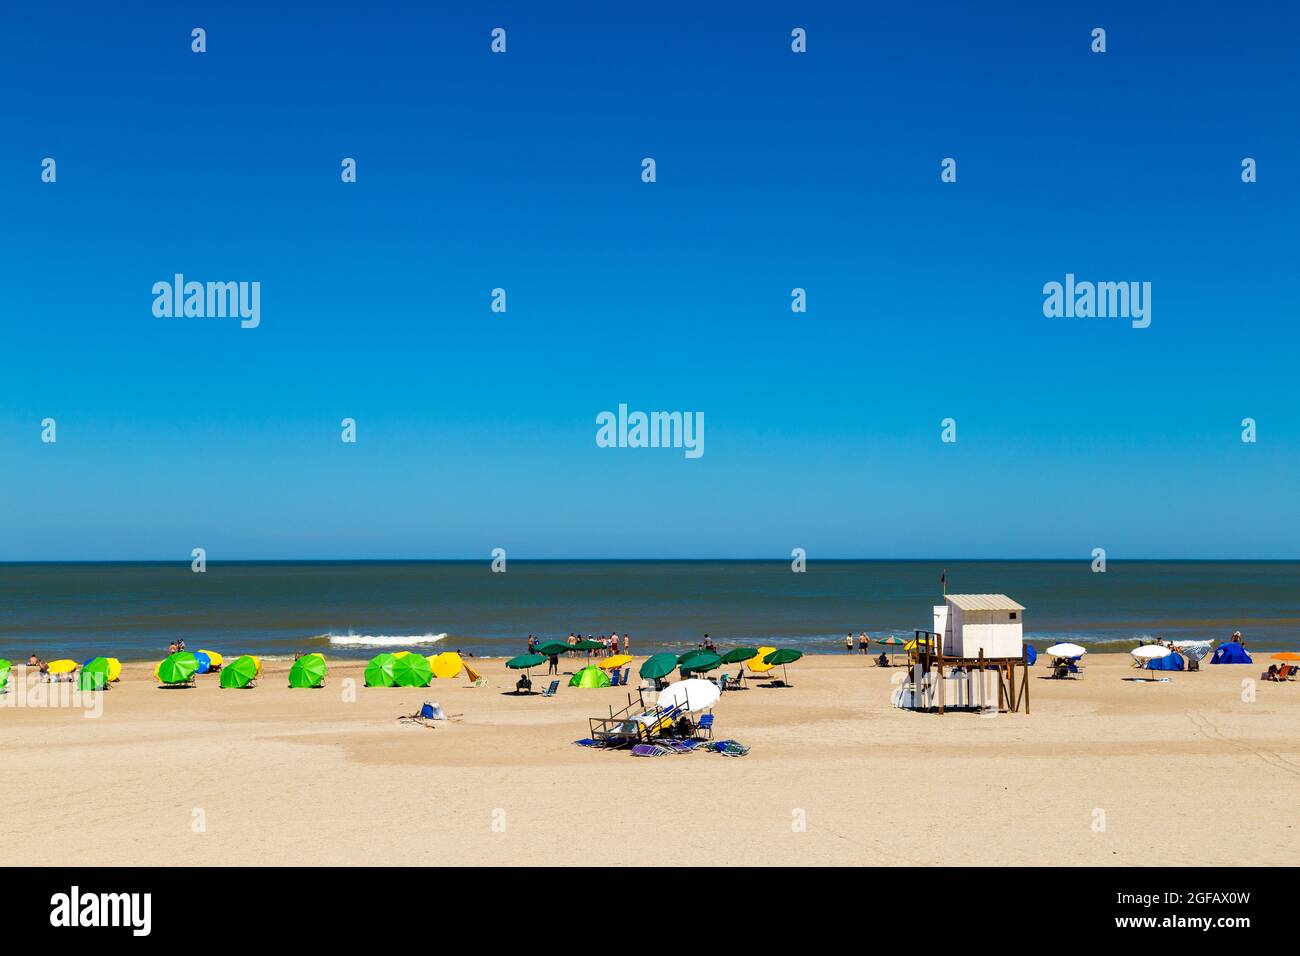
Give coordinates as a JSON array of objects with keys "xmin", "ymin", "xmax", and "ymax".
[
  {"xmin": 106, "ymin": 658, "xmax": 122, "ymax": 682},
  {"xmin": 463, "ymin": 660, "xmax": 481, "ymax": 682},
  {"xmin": 152, "ymin": 661, "xmax": 161, "ymax": 681},
  {"xmin": 248, "ymin": 656, "xmax": 263, "ymax": 677},
  {"xmin": 747, "ymin": 646, "xmax": 778, "ymax": 673},
  {"xmin": 429, "ymin": 652, "xmax": 464, "ymax": 679},
  {"xmin": 47, "ymin": 659, "xmax": 78, "ymax": 675},
  {"xmin": 393, "ymin": 651, "xmax": 410, "ymax": 659},
  {"xmin": 198, "ymin": 649, "xmax": 224, "ymax": 668},
  {"xmin": 598, "ymin": 654, "xmax": 633, "ymax": 670},
  {"xmin": 904, "ymin": 636, "xmax": 932, "ymax": 651}
]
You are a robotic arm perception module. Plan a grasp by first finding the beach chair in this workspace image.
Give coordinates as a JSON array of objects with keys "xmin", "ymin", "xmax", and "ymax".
[
  {"xmin": 541, "ymin": 679, "xmax": 560, "ymax": 698},
  {"xmin": 630, "ymin": 744, "xmax": 670, "ymax": 758},
  {"xmin": 1279, "ymin": 665, "xmax": 1295, "ymax": 681},
  {"xmin": 694, "ymin": 713, "xmax": 715, "ymax": 740},
  {"xmin": 708, "ymin": 739, "xmax": 749, "ymax": 757}
]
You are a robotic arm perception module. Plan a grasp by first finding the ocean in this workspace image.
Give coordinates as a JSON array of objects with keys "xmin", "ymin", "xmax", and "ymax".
[{"xmin": 1, "ymin": 560, "xmax": 1296, "ymax": 663}]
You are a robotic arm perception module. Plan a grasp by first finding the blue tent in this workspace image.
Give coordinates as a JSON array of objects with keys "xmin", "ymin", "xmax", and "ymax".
[
  {"xmin": 1024, "ymin": 644, "xmax": 1037, "ymax": 666},
  {"xmin": 1145, "ymin": 651, "xmax": 1184, "ymax": 671},
  {"xmin": 1210, "ymin": 643, "xmax": 1252, "ymax": 664}
]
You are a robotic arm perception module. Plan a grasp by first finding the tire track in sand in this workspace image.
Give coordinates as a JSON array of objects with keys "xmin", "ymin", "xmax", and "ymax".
[{"xmin": 1185, "ymin": 709, "xmax": 1300, "ymax": 780}]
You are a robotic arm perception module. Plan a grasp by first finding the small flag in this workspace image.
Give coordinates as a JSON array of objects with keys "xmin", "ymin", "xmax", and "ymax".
[{"xmin": 940, "ymin": 569, "xmax": 946, "ymax": 593}]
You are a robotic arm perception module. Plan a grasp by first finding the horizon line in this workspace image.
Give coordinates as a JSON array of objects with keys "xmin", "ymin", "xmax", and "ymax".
[{"xmin": 2, "ymin": 557, "xmax": 1299, "ymax": 564}]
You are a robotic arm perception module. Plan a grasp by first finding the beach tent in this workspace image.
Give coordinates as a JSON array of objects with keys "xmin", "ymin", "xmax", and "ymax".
[
  {"xmin": 569, "ymin": 665, "xmax": 611, "ymax": 689},
  {"xmin": 365, "ymin": 653, "xmax": 399, "ymax": 687},
  {"xmin": 392, "ymin": 652, "xmax": 433, "ymax": 687},
  {"xmin": 747, "ymin": 646, "xmax": 778, "ymax": 673},
  {"xmin": 1210, "ymin": 643, "xmax": 1252, "ymax": 665},
  {"xmin": 1145, "ymin": 651, "xmax": 1184, "ymax": 671},
  {"xmin": 598, "ymin": 654, "xmax": 633, "ymax": 671},
  {"xmin": 1024, "ymin": 644, "xmax": 1038, "ymax": 666},
  {"xmin": 429, "ymin": 651, "xmax": 464, "ymax": 679},
  {"xmin": 220, "ymin": 656, "xmax": 259, "ymax": 689},
  {"xmin": 288, "ymin": 653, "xmax": 327, "ymax": 688}
]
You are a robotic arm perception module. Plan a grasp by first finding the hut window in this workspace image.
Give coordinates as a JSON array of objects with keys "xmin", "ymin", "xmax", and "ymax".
[{"xmin": 1010, "ymin": 612, "xmax": 1018, "ymax": 620}]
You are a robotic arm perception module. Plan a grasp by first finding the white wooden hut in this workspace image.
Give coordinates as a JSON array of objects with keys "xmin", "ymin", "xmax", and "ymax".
[{"xmin": 933, "ymin": 594, "xmax": 1025, "ymax": 659}]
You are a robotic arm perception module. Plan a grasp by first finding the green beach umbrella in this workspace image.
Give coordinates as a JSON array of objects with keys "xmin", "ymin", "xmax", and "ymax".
[
  {"xmin": 572, "ymin": 640, "xmax": 604, "ymax": 657},
  {"xmin": 639, "ymin": 652, "xmax": 678, "ymax": 681},
  {"xmin": 0, "ymin": 658, "xmax": 10, "ymax": 692},
  {"xmin": 719, "ymin": 647, "xmax": 759, "ymax": 665},
  {"xmin": 680, "ymin": 651, "xmax": 722, "ymax": 674},
  {"xmin": 158, "ymin": 651, "xmax": 199, "ymax": 685},
  {"xmin": 568, "ymin": 665, "xmax": 611, "ymax": 688},
  {"xmin": 763, "ymin": 648, "xmax": 803, "ymax": 685},
  {"xmin": 83, "ymin": 657, "xmax": 111, "ymax": 679},
  {"xmin": 220, "ymin": 655, "xmax": 259, "ymax": 689},
  {"xmin": 506, "ymin": 653, "xmax": 547, "ymax": 670},
  {"xmin": 365, "ymin": 653, "xmax": 399, "ymax": 687},
  {"xmin": 288, "ymin": 653, "xmax": 327, "ymax": 688},
  {"xmin": 392, "ymin": 652, "xmax": 433, "ymax": 687},
  {"xmin": 79, "ymin": 657, "xmax": 111, "ymax": 691},
  {"xmin": 537, "ymin": 642, "xmax": 569, "ymax": 656}
]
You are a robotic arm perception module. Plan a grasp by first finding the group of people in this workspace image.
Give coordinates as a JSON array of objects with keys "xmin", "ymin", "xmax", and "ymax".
[
  {"xmin": 844, "ymin": 632, "xmax": 875, "ymax": 655},
  {"xmin": 525, "ymin": 633, "xmax": 632, "ymax": 658}
]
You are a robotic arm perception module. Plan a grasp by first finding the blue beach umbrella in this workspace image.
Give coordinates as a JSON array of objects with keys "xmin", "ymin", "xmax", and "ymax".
[{"xmin": 193, "ymin": 651, "xmax": 212, "ymax": 674}]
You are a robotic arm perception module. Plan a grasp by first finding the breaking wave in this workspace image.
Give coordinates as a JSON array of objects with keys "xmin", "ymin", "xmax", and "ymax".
[{"xmin": 325, "ymin": 632, "xmax": 448, "ymax": 648}]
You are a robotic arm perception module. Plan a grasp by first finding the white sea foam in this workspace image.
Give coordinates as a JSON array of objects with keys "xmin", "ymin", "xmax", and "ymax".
[{"xmin": 326, "ymin": 632, "xmax": 448, "ymax": 648}]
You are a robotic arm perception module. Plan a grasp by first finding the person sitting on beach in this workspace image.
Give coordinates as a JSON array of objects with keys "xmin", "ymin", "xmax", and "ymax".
[
  {"xmin": 27, "ymin": 653, "xmax": 40, "ymax": 668},
  {"xmin": 1263, "ymin": 664, "xmax": 1280, "ymax": 682},
  {"xmin": 516, "ymin": 673, "xmax": 533, "ymax": 694},
  {"xmin": 877, "ymin": 651, "xmax": 889, "ymax": 667}
]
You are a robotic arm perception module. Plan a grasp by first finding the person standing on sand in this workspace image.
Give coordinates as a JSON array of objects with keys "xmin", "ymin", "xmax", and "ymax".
[
  {"xmin": 623, "ymin": 634, "xmax": 630, "ymax": 655},
  {"xmin": 568, "ymin": 633, "xmax": 576, "ymax": 658},
  {"xmin": 859, "ymin": 632, "xmax": 869, "ymax": 654},
  {"xmin": 611, "ymin": 633, "xmax": 619, "ymax": 655},
  {"xmin": 168, "ymin": 641, "xmax": 178, "ymax": 655},
  {"xmin": 845, "ymin": 633, "xmax": 854, "ymax": 654},
  {"xmin": 547, "ymin": 652, "xmax": 559, "ymax": 675}
]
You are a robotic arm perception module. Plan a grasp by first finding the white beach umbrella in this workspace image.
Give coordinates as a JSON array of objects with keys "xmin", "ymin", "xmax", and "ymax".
[
  {"xmin": 1131, "ymin": 645, "xmax": 1171, "ymax": 660},
  {"xmin": 657, "ymin": 678, "xmax": 720, "ymax": 714},
  {"xmin": 1045, "ymin": 642, "xmax": 1086, "ymax": 658}
]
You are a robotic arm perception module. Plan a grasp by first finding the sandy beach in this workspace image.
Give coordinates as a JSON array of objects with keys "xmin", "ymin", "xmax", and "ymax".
[{"xmin": 2, "ymin": 653, "xmax": 1297, "ymax": 867}]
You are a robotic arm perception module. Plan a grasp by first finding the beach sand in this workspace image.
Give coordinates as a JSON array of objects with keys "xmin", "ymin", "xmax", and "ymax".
[{"xmin": 2, "ymin": 653, "xmax": 1296, "ymax": 867}]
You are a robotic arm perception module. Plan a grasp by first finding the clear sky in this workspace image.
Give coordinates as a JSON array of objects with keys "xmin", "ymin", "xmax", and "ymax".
[{"xmin": 2, "ymin": 1, "xmax": 1297, "ymax": 560}]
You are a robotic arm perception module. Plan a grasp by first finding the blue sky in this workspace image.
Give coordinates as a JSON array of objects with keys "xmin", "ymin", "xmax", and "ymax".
[{"xmin": 1, "ymin": 1, "xmax": 1298, "ymax": 560}]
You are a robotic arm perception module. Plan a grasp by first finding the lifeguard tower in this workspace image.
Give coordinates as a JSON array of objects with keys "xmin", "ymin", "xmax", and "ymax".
[{"xmin": 901, "ymin": 594, "xmax": 1031, "ymax": 714}]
